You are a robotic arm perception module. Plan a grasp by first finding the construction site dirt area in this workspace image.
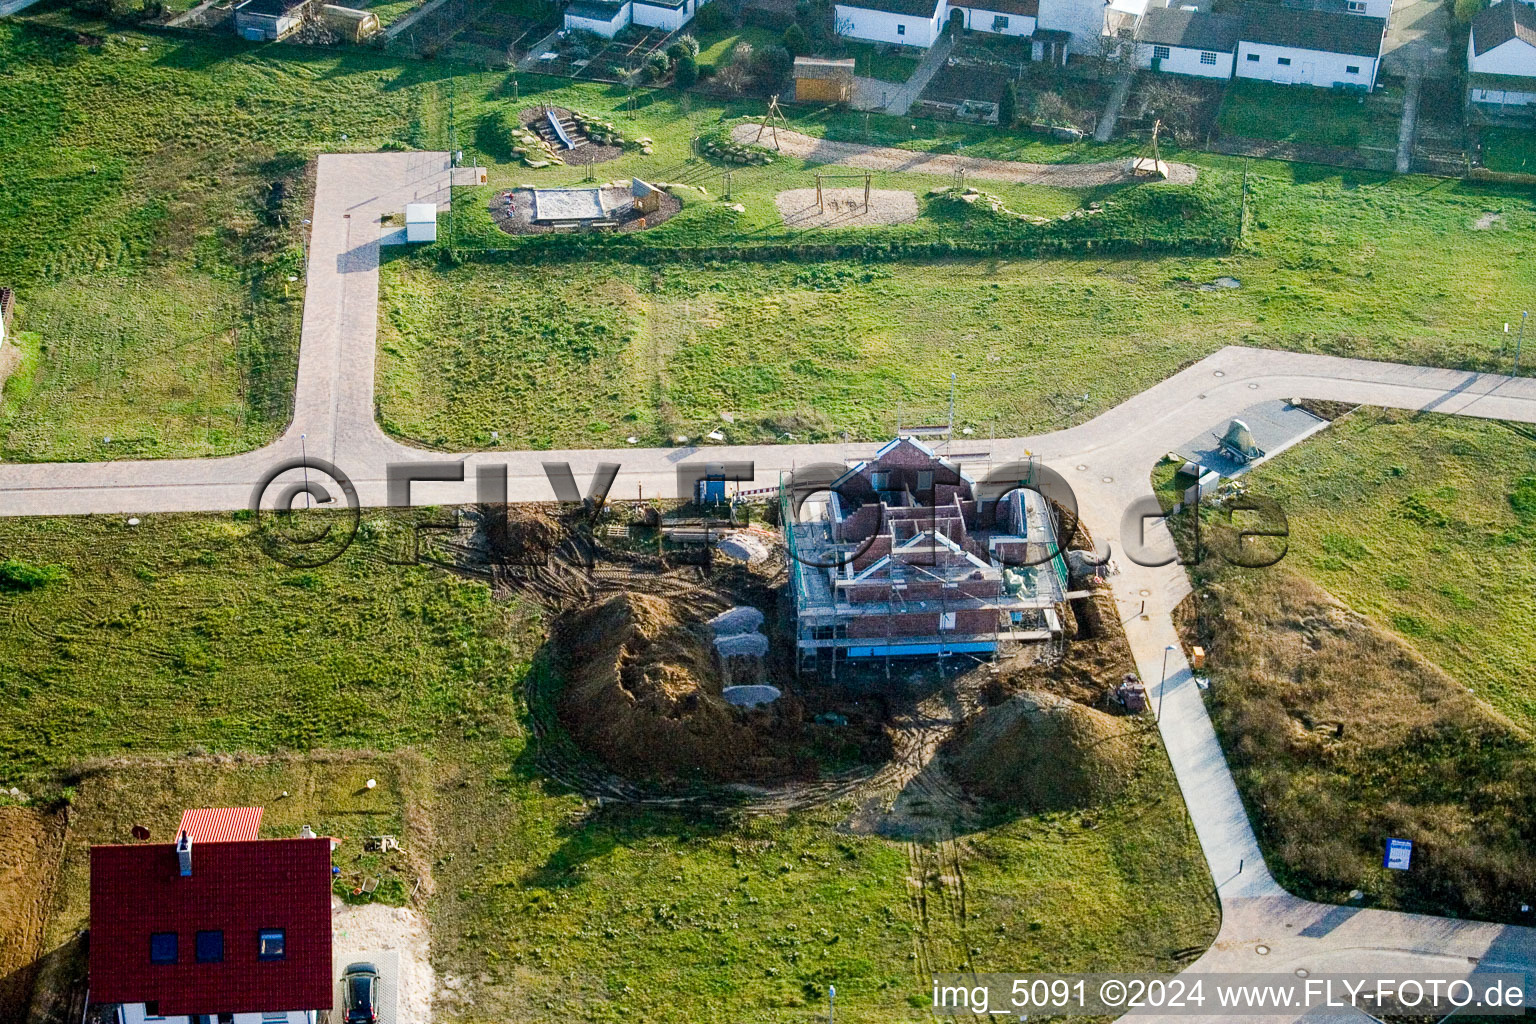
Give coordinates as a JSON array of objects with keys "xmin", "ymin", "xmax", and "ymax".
[
  {"xmin": 0, "ymin": 806, "xmax": 66, "ymax": 1019},
  {"xmin": 488, "ymin": 186, "xmax": 683, "ymax": 235},
  {"xmin": 775, "ymin": 188, "xmax": 918, "ymax": 229},
  {"xmin": 551, "ymin": 592, "xmax": 889, "ymax": 783}
]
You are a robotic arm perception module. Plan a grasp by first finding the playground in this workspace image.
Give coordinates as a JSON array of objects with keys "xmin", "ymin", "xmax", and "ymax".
[
  {"xmin": 488, "ymin": 182, "xmax": 682, "ymax": 234},
  {"xmin": 775, "ymin": 186, "xmax": 918, "ymax": 228}
]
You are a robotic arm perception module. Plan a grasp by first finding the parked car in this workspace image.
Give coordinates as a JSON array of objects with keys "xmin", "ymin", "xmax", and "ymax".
[{"xmin": 342, "ymin": 962, "xmax": 380, "ymax": 1023}]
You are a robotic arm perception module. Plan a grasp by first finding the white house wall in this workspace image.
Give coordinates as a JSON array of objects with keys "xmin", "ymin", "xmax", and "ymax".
[
  {"xmin": 834, "ymin": 2, "xmax": 943, "ymax": 45},
  {"xmin": 632, "ymin": 0, "xmax": 694, "ymax": 30},
  {"xmin": 564, "ymin": 4, "xmax": 631, "ymax": 36},
  {"xmin": 1036, "ymin": 0, "xmax": 1111, "ymax": 54},
  {"xmin": 1136, "ymin": 41, "xmax": 1233, "ymax": 78},
  {"xmin": 121, "ymin": 1005, "xmax": 315, "ymax": 1024},
  {"xmin": 1472, "ymin": 85, "xmax": 1536, "ymax": 103},
  {"xmin": 1235, "ymin": 41, "xmax": 1378, "ymax": 88},
  {"xmin": 1345, "ymin": 0, "xmax": 1390, "ymax": 17},
  {"xmin": 1469, "ymin": 34, "xmax": 1536, "ymax": 77},
  {"xmin": 949, "ymin": 4, "xmax": 1035, "ymax": 35}
]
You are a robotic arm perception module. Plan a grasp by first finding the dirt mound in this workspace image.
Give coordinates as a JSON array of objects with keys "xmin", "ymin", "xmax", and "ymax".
[
  {"xmin": 555, "ymin": 593, "xmax": 791, "ymax": 779},
  {"xmin": 945, "ymin": 691, "xmax": 1139, "ymax": 812}
]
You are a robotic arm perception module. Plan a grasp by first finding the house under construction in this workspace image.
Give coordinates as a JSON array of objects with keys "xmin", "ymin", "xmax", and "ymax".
[{"xmin": 782, "ymin": 437, "xmax": 1069, "ymax": 675}]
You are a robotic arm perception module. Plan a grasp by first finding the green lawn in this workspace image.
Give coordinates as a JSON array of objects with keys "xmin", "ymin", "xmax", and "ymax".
[
  {"xmin": 695, "ymin": 24, "xmax": 782, "ymax": 66},
  {"xmin": 440, "ymin": 739, "xmax": 1217, "ymax": 1024},
  {"xmin": 839, "ymin": 40, "xmax": 922, "ymax": 84},
  {"xmin": 0, "ymin": 22, "xmax": 438, "ymax": 460},
  {"xmin": 1480, "ymin": 125, "xmax": 1536, "ymax": 174},
  {"xmin": 0, "ymin": 510, "xmax": 536, "ymax": 776},
  {"xmin": 1217, "ymin": 78, "xmax": 1401, "ymax": 153}
]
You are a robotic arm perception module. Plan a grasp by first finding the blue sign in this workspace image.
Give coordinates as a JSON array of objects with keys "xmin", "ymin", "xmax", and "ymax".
[{"xmin": 1384, "ymin": 837, "xmax": 1413, "ymax": 871}]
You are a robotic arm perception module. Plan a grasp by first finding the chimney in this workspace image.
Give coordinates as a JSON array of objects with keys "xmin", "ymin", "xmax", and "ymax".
[
  {"xmin": 176, "ymin": 830, "xmax": 193, "ymax": 877},
  {"xmin": 299, "ymin": 825, "xmax": 316, "ymax": 839}
]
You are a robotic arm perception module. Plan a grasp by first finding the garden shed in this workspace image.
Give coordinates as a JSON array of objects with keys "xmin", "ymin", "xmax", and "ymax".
[
  {"xmin": 321, "ymin": 4, "xmax": 379, "ymax": 41},
  {"xmin": 233, "ymin": 0, "xmax": 308, "ymax": 40},
  {"xmin": 793, "ymin": 57, "xmax": 856, "ymax": 104},
  {"xmin": 405, "ymin": 203, "xmax": 437, "ymax": 243}
]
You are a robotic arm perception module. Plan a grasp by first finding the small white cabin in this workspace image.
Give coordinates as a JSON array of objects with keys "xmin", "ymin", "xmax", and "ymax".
[{"xmin": 405, "ymin": 203, "xmax": 437, "ymax": 243}]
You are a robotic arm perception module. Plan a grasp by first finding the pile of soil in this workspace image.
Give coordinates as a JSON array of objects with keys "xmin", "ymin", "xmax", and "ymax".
[
  {"xmin": 554, "ymin": 593, "xmax": 797, "ymax": 780},
  {"xmin": 945, "ymin": 691, "xmax": 1139, "ymax": 812}
]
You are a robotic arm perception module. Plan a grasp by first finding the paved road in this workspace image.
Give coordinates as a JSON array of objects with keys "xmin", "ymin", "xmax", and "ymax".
[{"xmin": 3, "ymin": 153, "xmax": 1535, "ymax": 1019}]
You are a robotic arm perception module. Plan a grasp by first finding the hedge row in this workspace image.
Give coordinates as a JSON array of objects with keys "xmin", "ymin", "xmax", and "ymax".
[{"xmin": 446, "ymin": 233, "xmax": 1235, "ymax": 266}]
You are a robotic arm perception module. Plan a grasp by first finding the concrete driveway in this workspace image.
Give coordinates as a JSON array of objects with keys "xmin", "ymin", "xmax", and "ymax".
[
  {"xmin": 335, "ymin": 949, "xmax": 398, "ymax": 1024},
  {"xmin": 1382, "ymin": 0, "xmax": 1452, "ymax": 77}
]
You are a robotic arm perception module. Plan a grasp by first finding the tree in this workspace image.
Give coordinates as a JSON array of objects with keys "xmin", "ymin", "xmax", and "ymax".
[
  {"xmin": 782, "ymin": 22, "xmax": 808, "ymax": 56},
  {"xmin": 1453, "ymin": 0, "xmax": 1486, "ymax": 22},
  {"xmin": 645, "ymin": 50, "xmax": 672, "ymax": 81},
  {"xmin": 998, "ymin": 79, "xmax": 1017, "ymax": 128},
  {"xmin": 695, "ymin": 1, "xmax": 727, "ymax": 31},
  {"xmin": 674, "ymin": 53, "xmax": 699, "ymax": 88},
  {"xmin": 717, "ymin": 41, "xmax": 755, "ymax": 94},
  {"xmin": 668, "ymin": 33, "xmax": 700, "ymax": 60},
  {"xmin": 1033, "ymin": 90, "xmax": 1069, "ymax": 127},
  {"xmin": 752, "ymin": 43, "xmax": 793, "ymax": 91}
]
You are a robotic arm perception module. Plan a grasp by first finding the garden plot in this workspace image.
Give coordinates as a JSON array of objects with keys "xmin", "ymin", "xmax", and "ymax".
[{"xmin": 775, "ymin": 188, "xmax": 918, "ymax": 228}]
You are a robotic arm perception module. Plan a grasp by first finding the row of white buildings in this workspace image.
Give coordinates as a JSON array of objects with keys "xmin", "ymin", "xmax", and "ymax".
[
  {"xmin": 560, "ymin": 0, "xmax": 1536, "ymax": 110},
  {"xmin": 831, "ymin": 0, "xmax": 1391, "ymax": 90}
]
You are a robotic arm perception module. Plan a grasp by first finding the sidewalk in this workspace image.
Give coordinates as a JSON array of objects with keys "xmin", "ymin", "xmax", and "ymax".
[{"xmin": 884, "ymin": 33, "xmax": 954, "ymax": 116}]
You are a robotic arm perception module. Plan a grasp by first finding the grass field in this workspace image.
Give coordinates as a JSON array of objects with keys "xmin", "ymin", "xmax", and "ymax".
[
  {"xmin": 380, "ymin": 160, "xmax": 1536, "ymax": 448},
  {"xmin": 1231, "ymin": 408, "xmax": 1536, "ymax": 730},
  {"xmin": 0, "ymin": 508, "xmax": 1218, "ymax": 1022},
  {"xmin": 434, "ymin": 739, "xmax": 1216, "ymax": 1024},
  {"xmin": 1479, "ymin": 125, "xmax": 1536, "ymax": 175},
  {"xmin": 0, "ymin": 22, "xmax": 440, "ymax": 460},
  {"xmin": 0, "ymin": 510, "xmax": 536, "ymax": 776},
  {"xmin": 1174, "ymin": 409, "xmax": 1536, "ymax": 921},
  {"xmin": 1217, "ymin": 79, "xmax": 1402, "ymax": 153},
  {"xmin": 839, "ymin": 40, "xmax": 923, "ymax": 83}
]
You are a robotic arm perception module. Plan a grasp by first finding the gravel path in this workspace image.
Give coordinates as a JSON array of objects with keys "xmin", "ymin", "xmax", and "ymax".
[
  {"xmin": 332, "ymin": 900, "xmax": 434, "ymax": 1024},
  {"xmin": 731, "ymin": 125, "xmax": 1199, "ymax": 186},
  {"xmin": 775, "ymin": 187, "xmax": 918, "ymax": 228}
]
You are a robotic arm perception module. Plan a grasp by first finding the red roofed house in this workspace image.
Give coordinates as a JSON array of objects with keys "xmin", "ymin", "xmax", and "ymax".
[{"xmin": 90, "ymin": 808, "xmax": 332, "ymax": 1024}]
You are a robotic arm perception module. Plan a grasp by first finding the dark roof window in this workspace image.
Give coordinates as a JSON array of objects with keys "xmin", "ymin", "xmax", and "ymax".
[
  {"xmin": 149, "ymin": 933, "xmax": 178, "ymax": 965},
  {"xmin": 258, "ymin": 929, "xmax": 286, "ymax": 961},
  {"xmin": 195, "ymin": 930, "xmax": 224, "ymax": 964}
]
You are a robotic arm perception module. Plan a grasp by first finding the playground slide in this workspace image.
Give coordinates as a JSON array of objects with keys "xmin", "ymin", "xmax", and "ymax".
[{"xmin": 547, "ymin": 111, "xmax": 577, "ymax": 150}]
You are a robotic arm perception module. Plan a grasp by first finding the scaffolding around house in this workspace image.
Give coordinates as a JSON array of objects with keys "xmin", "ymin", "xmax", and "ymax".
[{"xmin": 782, "ymin": 436, "xmax": 1069, "ymax": 680}]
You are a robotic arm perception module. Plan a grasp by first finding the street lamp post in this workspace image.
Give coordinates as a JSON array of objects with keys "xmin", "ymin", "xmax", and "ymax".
[
  {"xmin": 1158, "ymin": 644, "xmax": 1176, "ymax": 719},
  {"xmin": 1516, "ymin": 310, "xmax": 1528, "ymax": 377},
  {"xmin": 299, "ymin": 433, "xmax": 312, "ymax": 510}
]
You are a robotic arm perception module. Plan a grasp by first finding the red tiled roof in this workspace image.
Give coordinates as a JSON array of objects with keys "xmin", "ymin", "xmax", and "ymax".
[
  {"xmin": 90, "ymin": 838, "xmax": 332, "ymax": 1016},
  {"xmin": 176, "ymin": 807, "xmax": 264, "ymax": 844}
]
